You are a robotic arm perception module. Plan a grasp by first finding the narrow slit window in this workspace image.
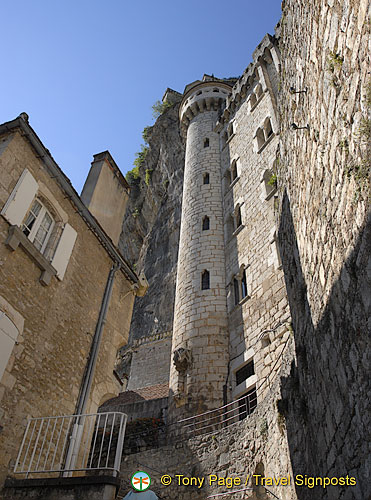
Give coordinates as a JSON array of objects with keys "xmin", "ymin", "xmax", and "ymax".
[
  {"xmin": 204, "ymin": 138, "xmax": 209, "ymax": 148},
  {"xmin": 250, "ymin": 93, "xmax": 257, "ymax": 109},
  {"xmin": 201, "ymin": 270, "xmax": 210, "ymax": 290},
  {"xmin": 203, "ymin": 172, "xmax": 210, "ymax": 185},
  {"xmin": 235, "ymin": 206, "xmax": 242, "ymax": 229},
  {"xmin": 265, "ymin": 118, "xmax": 273, "ymax": 139},
  {"xmin": 202, "ymin": 216, "xmax": 210, "ymax": 231},
  {"xmin": 230, "ymin": 161, "xmax": 238, "ymax": 183},
  {"xmin": 241, "ymin": 269, "xmax": 248, "ymax": 299},
  {"xmin": 255, "ymin": 83, "xmax": 263, "ymax": 98},
  {"xmin": 256, "ymin": 128, "xmax": 265, "ymax": 149},
  {"xmin": 228, "ymin": 123, "xmax": 234, "ymax": 138}
]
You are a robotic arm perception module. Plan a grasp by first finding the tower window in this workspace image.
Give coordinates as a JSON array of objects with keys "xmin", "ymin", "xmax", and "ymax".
[
  {"xmin": 256, "ymin": 128, "xmax": 265, "ymax": 150},
  {"xmin": 202, "ymin": 216, "xmax": 210, "ymax": 231},
  {"xmin": 241, "ymin": 269, "xmax": 248, "ymax": 299},
  {"xmin": 262, "ymin": 169, "xmax": 277, "ymax": 200},
  {"xmin": 203, "ymin": 172, "xmax": 210, "ymax": 185},
  {"xmin": 264, "ymin": 117, "xmax": 273, "ymax": 138},
  {"xmin": 250, "ymin": 92, "xmax": 257, "ymax": 109},
  {"xmin": 235, "ymin": 205, "xmax": 242, "ymax": 229},
  {"xmin": 236, "ymin": 360, "xmax": 254, "ymax": 386},
  {"xmin": 201, "ymin": 270, "xmax": 210, "ymax": 290},
  {"xmin": 238, "ymin": 386, "xmax": 257, "ymax": 420},
  {"xmin": 230, "ymin": 160, "xmax": 238, "ymax": 183},
  {"xmin": 227, "ymin": 122, "xmax": 235, "ymax": 139},
  {"xmin": 231, "ymin": 265, "xmax": 249, "ymax": 308},
  {"xmin": 255, "ymin": 83, "xmax": 263, "ymax": 98},
  {"xmin": 204, "ymin": 138, "xmax": 209, "ymax": 148}
]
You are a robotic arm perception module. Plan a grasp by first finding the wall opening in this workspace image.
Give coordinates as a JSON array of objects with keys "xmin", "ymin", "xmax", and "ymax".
[
  {"xmin": 238, "ymin": 386, "xmax": 257, "ymax": 420},
  {"xmin": 201, "ymin": 270, "xmax": 210, "ymax": 290}
]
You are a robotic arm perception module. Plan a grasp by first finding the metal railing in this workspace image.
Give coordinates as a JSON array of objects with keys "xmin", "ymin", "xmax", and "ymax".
[
  {"xmin": 178, "ymin": 389, "xmax": 258, "ymax": 438},
  {"xmin": 14, "ymin": 411, "xmax": 127, "ymax": 478}
]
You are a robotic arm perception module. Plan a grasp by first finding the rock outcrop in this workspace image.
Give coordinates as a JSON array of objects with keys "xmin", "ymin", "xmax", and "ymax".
[{"xmin": 119, "ymin": 99, "xmax": 185, "ymax": 342}]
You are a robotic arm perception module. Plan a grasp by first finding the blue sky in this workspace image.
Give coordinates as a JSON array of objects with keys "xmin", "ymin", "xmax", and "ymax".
[{"xmin": 2, "ymin": 0, "xmax": 282, "ymax": 193}]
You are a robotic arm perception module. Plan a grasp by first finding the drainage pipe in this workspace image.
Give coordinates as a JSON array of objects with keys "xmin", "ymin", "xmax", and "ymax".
[
  {"xmin": 64, "ymin": 262, "xmax": 120, "ymax": 475},
  {"xmin": 76, "ymin": 261, "xmax": 120, "ymax": 416}
]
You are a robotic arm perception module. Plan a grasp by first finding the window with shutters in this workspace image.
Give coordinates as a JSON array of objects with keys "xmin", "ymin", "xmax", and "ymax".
[
  {"xmin": 0, "ymin": 310, "xmax": 20, "ymax": 381},
  {"xmin": 1, "ymin": 168, "xmax": 77, "ymax": 282}
]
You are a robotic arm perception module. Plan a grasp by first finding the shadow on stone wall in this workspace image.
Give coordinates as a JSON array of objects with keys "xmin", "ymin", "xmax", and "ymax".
[{"xmin": 277, "ymin": 190, "xmax": 370, "ymax": 500}]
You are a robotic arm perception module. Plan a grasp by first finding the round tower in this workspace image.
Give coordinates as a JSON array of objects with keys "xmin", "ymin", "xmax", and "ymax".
[{"xmin": 169, "ymin": 77, "xmax": 232, "ymax": 418}]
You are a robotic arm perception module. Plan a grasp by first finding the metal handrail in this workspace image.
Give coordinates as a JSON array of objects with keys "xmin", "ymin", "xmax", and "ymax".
[{"xmin": 14, "ymin": 411, "xmax": 127, "ymax": 478}]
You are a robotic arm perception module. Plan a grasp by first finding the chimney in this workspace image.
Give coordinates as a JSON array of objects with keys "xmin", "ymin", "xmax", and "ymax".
[{"xmin": 81, "ymin": 151, "xmax": 129, "ymax": 246}]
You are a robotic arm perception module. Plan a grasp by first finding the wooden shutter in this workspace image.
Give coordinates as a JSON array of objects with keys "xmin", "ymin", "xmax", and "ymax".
[
  {"xmin": 51, "ymin": 223, "xmax": 77, "ymax": 280},
  {"xmin": 0, "ymin": 312, "xmax": 19, "ymax": 381},
  {"xmin": 1, "ymin": 169, "xmax": 38, "ymax": 226}
]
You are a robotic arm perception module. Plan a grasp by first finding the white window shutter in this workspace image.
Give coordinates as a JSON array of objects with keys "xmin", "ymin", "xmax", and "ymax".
[
  {"xmin": 1, "ymin": 169, "xmax": 38, "ymax": 226},
  {"xmin": 0, "ymin": 312, "xmax": 19, "ymax": 381},
  {"xmin": 51, "ymin": 223, "xmax": 77, "ymax": 280}
]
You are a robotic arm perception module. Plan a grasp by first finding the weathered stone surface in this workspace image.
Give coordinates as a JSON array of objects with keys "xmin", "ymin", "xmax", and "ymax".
[
  {"xmin": 0, "ymin": 128, "xmax": 135, "ymax": 488},
  {"xmin": 119, "ymin": 101, "xmax": 185, "ymax": 344}
]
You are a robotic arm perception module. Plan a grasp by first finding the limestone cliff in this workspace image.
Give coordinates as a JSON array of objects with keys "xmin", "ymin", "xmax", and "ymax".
[{"xmin": 119, "ymin": 99, "xmax": 185, "ymax": 341}]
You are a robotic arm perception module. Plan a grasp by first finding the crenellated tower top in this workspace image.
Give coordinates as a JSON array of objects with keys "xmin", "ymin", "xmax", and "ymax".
[{"xmin": 179, "ymin": 75, "xmax": 234, "ymax": 135}]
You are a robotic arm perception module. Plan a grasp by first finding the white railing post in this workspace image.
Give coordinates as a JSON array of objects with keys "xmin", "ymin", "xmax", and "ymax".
[{"xmin": 113, "ymin": 413, "xmax": 127, "ymax": 476}]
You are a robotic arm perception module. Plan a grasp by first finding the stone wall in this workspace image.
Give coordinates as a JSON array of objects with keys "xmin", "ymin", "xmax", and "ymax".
[
  {"xmin": 0, "ymin": 128, "xmax": 135, "ymax": 487},
  {"xmin": 2, "ymin": 476, "xmax": 119, "ymax": 500},
  {"xmin": 276, "ymin": 0, "xmax": 370, "ymax": 498},
  {"xmin": 119, "ymin": 342, "xmax": 297, "ymax": 500},
  {"xmin": 124, "ymin": 334, "xmax": 172, "ymax": 391},
  {"xmin": 116, "ymin": 2, "xmax": 369, "ymax": 498},
  {"xmin": 219, "ymin": 36, "xmax": 291, "ymax": 406}
]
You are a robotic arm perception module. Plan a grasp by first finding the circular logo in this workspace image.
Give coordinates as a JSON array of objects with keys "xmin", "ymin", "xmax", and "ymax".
[{"xmin": 131, "ymin": 471, "xmax": 151, "ymax": 492}]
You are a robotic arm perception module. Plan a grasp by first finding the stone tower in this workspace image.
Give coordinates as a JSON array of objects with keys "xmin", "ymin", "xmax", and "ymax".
[{"xmin": 169, "ymin": 76, "xmax": 233, "ymax": 417}]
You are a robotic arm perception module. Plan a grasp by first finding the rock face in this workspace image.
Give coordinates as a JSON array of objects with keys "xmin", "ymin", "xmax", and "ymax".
[{"xmin": 119, "ymin": 100, "xmax": 185, "ymax": 342}]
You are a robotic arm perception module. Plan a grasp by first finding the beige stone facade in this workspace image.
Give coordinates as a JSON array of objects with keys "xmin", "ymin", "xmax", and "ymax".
[
  {"xmin": 0, "ymin": 115, "xmax": 139, "ymax": 487},
  {"xmin": 169, "ymin": 48, "xmax": 290, "ymax": 421},
  {"xmin": 114, "ymin": 0, "xmax": 369, "ymax": 498},
  {"xmin": 170, "ymin": 80, "xmax": 233, "ymax": 416}
]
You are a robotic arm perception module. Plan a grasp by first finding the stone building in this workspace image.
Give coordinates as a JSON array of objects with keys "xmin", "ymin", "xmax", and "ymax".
[
  {"xmin": 111, "ymin": 0, "xmax": 370, "ymax": 498},
  {"xmin": 0, "ymin": 0, "xmax": 369, "ymax": 497},
  {"xmin": 0, "ymin": 113, "xmax": 145, "ymax": 492}
]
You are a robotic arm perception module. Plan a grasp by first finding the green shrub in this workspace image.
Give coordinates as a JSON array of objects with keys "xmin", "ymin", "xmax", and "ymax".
[
  {"xmin": 268, "ymin": 173, "xmax": 277, "ymax": 187},
  {"xmin": 126, "ymin": 165, "xmax": 140, "ymax": 184},
  {"xmin": 134, "ymin": 144, "xmax": 149, "ymax": 168},
  {"xmin": 152, "ymin": 100, "xmax": 172, "ymax": 119},
  {"xmin": 145, "ymin": 169, "xmax": 153, "ymax": 186},
  {"xmin": 142, "ymin": 126, "xmax": 152, "ymax": 143}
]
